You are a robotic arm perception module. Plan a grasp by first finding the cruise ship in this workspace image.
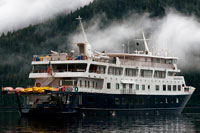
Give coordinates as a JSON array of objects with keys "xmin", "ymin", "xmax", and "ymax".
[{"xmin": 2, "ymin": 16, "xmax": 195, "ymax": 116}]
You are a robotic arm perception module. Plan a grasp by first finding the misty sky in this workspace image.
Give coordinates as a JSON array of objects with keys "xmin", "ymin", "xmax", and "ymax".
[
  {"xmin": 71, "ymin": 11, "xmax": 200, "ymax": 70},
  {"xmin": 0, "ymin": 0, "xmax": 93, "ymax": 34}
]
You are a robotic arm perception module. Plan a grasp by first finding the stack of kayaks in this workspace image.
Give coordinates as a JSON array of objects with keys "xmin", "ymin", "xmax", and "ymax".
[{"xmin": 1, "ymin": 87, "xmax": 59, "ymax": 94}]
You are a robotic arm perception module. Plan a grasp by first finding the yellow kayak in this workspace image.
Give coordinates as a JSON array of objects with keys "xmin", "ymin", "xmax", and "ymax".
[{"xmin": 22, "ymin": 87, "xmax": 59, "ymax": 94}]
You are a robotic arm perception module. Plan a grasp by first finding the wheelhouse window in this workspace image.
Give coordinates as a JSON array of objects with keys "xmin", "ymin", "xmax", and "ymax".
[
  {"xmin": 53, "ymin": 63, "xmax": 87, "ymax": 72},
  {"xmin": 165, "ymin": 59, "xmax": 173, "ymax": 64},
  {"xmin": 154, "ymin": 71, "xmax": 165, "ymax": 78},
  {"xmin": 108, "ymin": 67, "xmax": 123, "ymax": 75},
  {"xmin": 89, "ymin": 64, "xmax": 106, "ymax": 74},
  {"xmin": 140, "ymin": 69, "xmax": 153, "ymax": 78},
  {"xmin": 156, "ymin": 58, "xmax": 160, "ymax": 63},
  {"xmin": 168, "ymin": 72, "xmax": 176, "ymax": 76},
  {"xmin": 125, "ymin": 68, "xmax": 138, "ymax": 77},
  {"xmin": 32, "ymin": 64, "xmax": 48, "ymax": 73},
  {"xmin": 61, "ymin": 79, "xmax": 77, "ymax": 86}
]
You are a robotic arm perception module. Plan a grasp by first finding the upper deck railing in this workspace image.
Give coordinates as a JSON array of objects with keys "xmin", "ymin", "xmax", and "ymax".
[
  {"xmin": 32, "ymin": 53, "xmax": 178, "ymax": 71},
  {"xmin": 32, "ymin": 54, "xmax": 88, "ymax": 62}
]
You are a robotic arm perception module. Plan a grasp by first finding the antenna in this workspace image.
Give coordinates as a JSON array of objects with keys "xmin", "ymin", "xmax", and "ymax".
[
  {"xmin": 135, "ymin": 30, "xmax": 151, "ymax": 55},
  {"xmin": 76, "ymin": 16, "xmax": 88, "ymax": 43},
  {"xmin": 128, "ymin": 41, "xmax": 130, "ymax": 54},
  {"xmin": 122, "ymin": 44, "xmax": 125, "ymax": 53},
  {"xmin": 142, "ymin": 30, "xmax": 150, "ymax": 54}
]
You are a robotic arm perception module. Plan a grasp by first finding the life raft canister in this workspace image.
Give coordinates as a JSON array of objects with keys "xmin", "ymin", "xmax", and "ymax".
[{"xmin": 74, "ymin": 87, "xmax": 78, "ymax": 92}]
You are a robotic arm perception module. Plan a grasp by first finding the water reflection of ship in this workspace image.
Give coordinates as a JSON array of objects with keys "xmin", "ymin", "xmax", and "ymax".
[{"xmin": 16, "ymin": 115, "xmax": 196, "ymax": 132}]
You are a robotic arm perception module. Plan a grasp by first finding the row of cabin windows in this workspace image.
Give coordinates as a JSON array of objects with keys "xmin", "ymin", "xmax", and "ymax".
[
  {"xmin": 119, "ymin": 56, "xmax": 177, "ymax": 64},
  {"xmin": 162, "ymin": 85, "xmax": 182, "ymax": 91},
  {"xmin": 140, "ymin": 84, "xmax": 182, "ymax": 91},
  {"xmin": 88, "ymin": 64, "xmax": 175, "ymax": 78},
  {"xmin": 155, "ymin": 85, "xmax": 182, "ymax": 91},
  {"xmin": 114, "ymin": 97, "xmax": 180, "ymax": 105},
  {"xmin": 33, "ymin": 64, "xmax": 176, "ymax": 79},
  {"xmin": 108, "ymin": 83, "xmax": 182, "ymax": 92},
  {"xmin": 79, "ymin": 80, "xmax": 98, "ymax": 89}
]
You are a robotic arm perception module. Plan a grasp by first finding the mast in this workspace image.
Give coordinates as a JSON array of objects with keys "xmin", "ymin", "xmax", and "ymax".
[
  {"xmin": 142, "ymin": 30, "xmax": 150, "ymax": 54},
  {"xmin": 76, "ymin": 16, "xmax": 88, "ymax": 43},
  {"xmin": 135, "ymin": 30, "xmax": 151, "ymax": 55},
  {"xmin": 76, "ymin": 16, "xmax": 93, "ymax": 59}
]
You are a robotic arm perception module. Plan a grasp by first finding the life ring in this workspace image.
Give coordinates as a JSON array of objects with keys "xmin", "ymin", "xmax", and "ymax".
[{"xmin": 74, "ymin": 87, "xmax": 79, "ymax": 92}]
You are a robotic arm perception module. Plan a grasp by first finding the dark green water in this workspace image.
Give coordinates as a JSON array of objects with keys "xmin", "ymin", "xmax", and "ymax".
[{"xmin": 0, "ymin": 109, "xmax": 200, "ymax": 132}]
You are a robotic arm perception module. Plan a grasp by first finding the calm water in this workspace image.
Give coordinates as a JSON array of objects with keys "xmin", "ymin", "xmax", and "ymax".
[{"xmin": 0, "ymin": 109, "xmax": 200, "ymax": 132}]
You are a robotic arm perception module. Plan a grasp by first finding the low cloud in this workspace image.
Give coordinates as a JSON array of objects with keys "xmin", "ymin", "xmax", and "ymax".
[
  {"xmin": 70, "ymin": 11, "xmax": 200, "ymax": 70},
  {"xmin": 0, "ymin": 0, "xmax": 93, "ymax": 34}
]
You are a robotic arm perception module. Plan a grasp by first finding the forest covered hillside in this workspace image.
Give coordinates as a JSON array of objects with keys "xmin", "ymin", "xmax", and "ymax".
[{"xmin": 1, "ymin": 0, "xmax": 200, "ymax": 106}]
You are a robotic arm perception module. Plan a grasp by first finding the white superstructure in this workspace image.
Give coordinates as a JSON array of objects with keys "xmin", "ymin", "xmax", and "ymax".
[{"xmin": 29, "ymin": 17, "xmax": 195, "ymax": 98}]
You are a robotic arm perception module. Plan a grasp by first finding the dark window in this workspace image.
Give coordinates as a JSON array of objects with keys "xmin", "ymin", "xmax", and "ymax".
[
  {"xmin": 85, "ymin": 80, "xmax": 87, "ymax": 87},
  {"xmin": 173, "ymin": 85, "xmax": 176, "ymax": 91},
  {"xmin": 88, "ymin": 81, "xmax": 90, "ymax": 88},
  {"xmin": 142, "ymin": 85, "xmax": 145, "ymax": 90},
  {"xmin": 136, "ymin": 84, "xmax": 139, "ymax": 90},
  {"xmin": 178, "ymin": 85, "xmax": 181, "ymax": 91},
  {"xmin": 148, "ymin": 85, "xmax": 150, "ymax": 90},
  {"xmin": 92, "ymin": 81, "xmax": 95, "ymax": 88},
  {"xmin": 107, "ymin": 83, "xmax": 111, "ymax": 89},
  {"xmin": 163, "ymin": 85, "xmax": 166, "ymax": 91},
  {"xmin": 156, "ymin": 85, "xmax": 159, "ymax": 91},
  {"xmin": 168, "ymin": 85, "xmax": 171, "ymax": 91},
  {"xmin": 129, "ymin": 84, "xmax": 133, "ymax": 89},
  {"xmin": 123, "ymin": 84, "xmax": 126, "ymax": 88},
  {"xmin": 116, "ymin": 83, "xmax": 119, "ymax": 90}
]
